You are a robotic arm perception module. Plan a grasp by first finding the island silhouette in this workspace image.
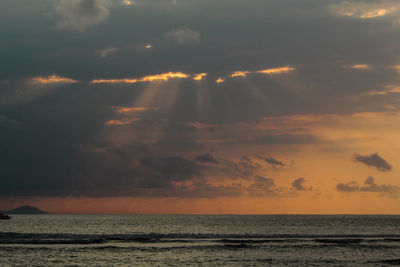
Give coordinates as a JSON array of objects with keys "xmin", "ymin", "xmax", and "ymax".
[{"xmin": 7, "ymin": 205, "xmax": 48, "ymax": 214}]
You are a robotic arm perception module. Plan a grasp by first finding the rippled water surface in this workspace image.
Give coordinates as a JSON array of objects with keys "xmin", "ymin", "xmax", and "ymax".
[{"xmin": 1, "ymin": 215, "xmax": 400, "ymax": 266}]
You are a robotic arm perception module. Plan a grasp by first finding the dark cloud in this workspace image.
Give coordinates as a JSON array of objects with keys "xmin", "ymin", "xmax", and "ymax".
[
  {"xmin": 246, "ymin": 176, "xmax": 277, "ymax": 197},
  {"xmin": 218, "ymin": 159, "xmax": 262, "ymax": 180},
  {"xmin": 240, "ymin": 156, "xmax": 252, "ymax": 162},
  {"xmin": 336, "ymin": 176, "xmax": 400, "ymax": 198},
  {"xmin": 336, "ymin": 181, "xmax": 359, "ymax": 192},
  {"xmin": 140, "ymin": 157, "xmax": 202, "ymax": 182},
  {"xmin": 55, "ymin": 0, "xmax": 110, "ymax": 31},
  {"xmin": 291, "ymin": 177, "xmax": 312, "ymax": 191},
  {"xmin": 195, "ymin": 153, "xmax": 219, "ymax": 164},
  {"xmin": 0, "ymin": 114, "xmax": 21, "ymax": 129},
  {"xmin": 164, "ymin": 27, "xmax": 200, "ymax": 45},
  {"xmin": 353, "ymin": 153, "xmax": 392, "ymax": 172},
  {"xmin": 263, "ymin": 157, "xmax": 285, "ymax": 166}
]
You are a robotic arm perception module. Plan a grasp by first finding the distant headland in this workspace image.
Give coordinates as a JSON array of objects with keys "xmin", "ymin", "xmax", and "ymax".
[{"xmin": 6, "ymin": 205, "xmax": 48, "ymax": 214}]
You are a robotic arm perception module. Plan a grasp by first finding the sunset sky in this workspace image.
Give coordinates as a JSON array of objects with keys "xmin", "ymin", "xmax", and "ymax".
[{"xmin": 1, "ymin": 0, "xmax": 400, "ymax": 214}]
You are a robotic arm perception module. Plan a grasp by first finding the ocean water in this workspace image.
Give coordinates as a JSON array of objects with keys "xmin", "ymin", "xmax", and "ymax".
[{"xmin": 1, "ymin": 215, "xmax": 400, "ymax": 266}]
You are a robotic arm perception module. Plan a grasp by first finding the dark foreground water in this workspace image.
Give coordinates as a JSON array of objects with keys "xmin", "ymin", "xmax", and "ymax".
[{"xmin": 1, "ymin": 215, "xmax": 400, "ymax": 266}]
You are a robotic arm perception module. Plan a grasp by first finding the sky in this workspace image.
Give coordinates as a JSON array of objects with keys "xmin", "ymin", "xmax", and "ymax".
[{"xmin": 1, "ymin": 0, "xmax": 400, "ymax": 214}]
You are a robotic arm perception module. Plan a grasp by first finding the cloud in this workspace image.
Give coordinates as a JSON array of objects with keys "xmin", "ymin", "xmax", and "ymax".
[
  {"xmin": 353, "ymin": 153, "xmax": 392, "ymax": 172},
  {"xmin": 5, "ymin": 0, "xmax": 400, "ymax": 204},
  {"xmin": 222, "ymin": 66, "xmax": 295, "ymax": 81},
  {"xmin": 164, "ymin": 27, "xmax": 200, "ymax": 45},
  {"xmin": 246, "ymin": 176, "xmax": 277, "ymax": 197},
  {"xmin": 336, "ymin": 181, "xmax": 359, "ymax": 192},
  {"xmin": 241, "ymin": 156, "xmax": 252, "ymax": 162},
  {"xmin": 0, "ymin": 115, "xmax": 21, "ymax": 129},
  {"xmin": 195, "ymin": 153, "xmax": 219, "ymax": 164},
  {"xmin": 231, "ymin": 71, "xmax": 251, "ymax": 78},
  {"xmin": 336, "ymin": 176, "xmax": 400, "ymax": 198},
  {"xmin": 55, "ymin": 0, "xmax": 110, "ymax": 31},
  {"xmin": 345, "ymin": 64, "xmax": 371, "ymax": 70},
  {"xmin": 361, "ymin": 176, "xmax": 400, "ymax": 197},
  {"xmin": 91, "ymin": 72, "xmax": 191, "ymax": 84},
  {"xmin": 291, "ymin": 177, "xmax": 312, "ymax": 191},
  {"xmin": 193, "ymin": 73, "xmax": 207, "ymax": 81},
  {"xmin": 219, "ymin": 159, "xmax": 262, "ymax": 180},
  {"xmin": 90, "ymin": 65, "xmax": 294, "ymax": 85},
  {"xmin": 29, "ymin": 75, "xmax": 78, "ymax": 84},
  {"xmin": 122, "ymin": 0, "xmax": 133, "ymax": 6},
  {"xmin": 104, "ymin": 118, "xmax": 140, "ymax": 126},
  {"xmin": 256, "ymin": 66, "xmax": 295, "ymax": 75},
  {"xmin": 263, "ymin": 157, "xmax": 285, "ymax": 166},
  {"xmin": 367, "ymin": 85, "xmax": 400, "ymax": 96},
  {"xmin": 99, "ymin": 47, "xmax": 118, "ymax": 58},
  {"xmin": 138, "ymin": 156, "xmax": 203, "ymax": 185},
  {"xmin": 330, "ymin": 1, "xmax": 399, "ymax": 19},
  {"xmin": 113, "ymin": 106, "xmax": 159, "ymax": 113}
]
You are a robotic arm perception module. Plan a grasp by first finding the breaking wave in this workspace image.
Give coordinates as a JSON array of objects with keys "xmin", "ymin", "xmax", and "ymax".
[{"xmin": 1, "ymin": 232, "xmax": 400, "ymax": 245}]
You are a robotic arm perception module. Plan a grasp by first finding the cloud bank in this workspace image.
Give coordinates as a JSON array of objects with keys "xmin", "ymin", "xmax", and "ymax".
[{"xmin": 336, "ymin": 176, "xmax": 400, "ymax": 198}]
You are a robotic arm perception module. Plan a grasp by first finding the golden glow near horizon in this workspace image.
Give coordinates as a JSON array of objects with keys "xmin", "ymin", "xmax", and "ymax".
[
  {"xmin": 30, "ymin": 75, "xmax": 78, "ymax": 84},
  {"xmin": 104, "ymin": 118, "xmax": 140, "ymax": 126},
  {"xmin": 145, "ymin": 44, "xmax": 152, "ymax": 49},
  {"xmin": 193, "ymin": 73, "xmax": 207, "ymax": 80},
  {"xmin": 216, "ymin": 78, "xmax": 225, "ymax": 83}
]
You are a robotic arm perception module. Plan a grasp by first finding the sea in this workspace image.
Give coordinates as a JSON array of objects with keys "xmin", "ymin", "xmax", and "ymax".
[{"xmin": 1, "ymin": 215, "xmax": 400, "ymax": 266}]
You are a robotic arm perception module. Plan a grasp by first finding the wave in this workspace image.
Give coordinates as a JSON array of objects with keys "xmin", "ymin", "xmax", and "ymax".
[{"xmin": 1, "ymin": 232, "xmax": 400, "ymax": 245}]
